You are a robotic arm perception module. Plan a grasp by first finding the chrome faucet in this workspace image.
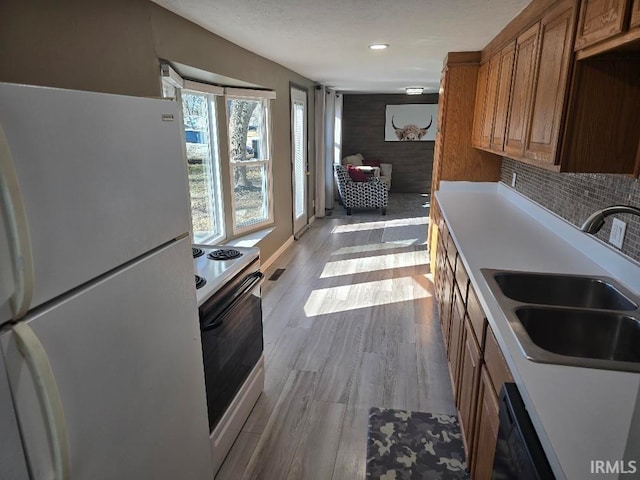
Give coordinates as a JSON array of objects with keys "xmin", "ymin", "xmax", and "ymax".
[{"xmin": 581, "ymin": 205, "xmax": 640, "ymax": 233}]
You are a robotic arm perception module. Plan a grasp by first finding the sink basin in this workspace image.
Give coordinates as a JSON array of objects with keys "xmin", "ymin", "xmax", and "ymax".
[
  {"xmin": 515, "ymin": 307, "xmax": 640, "ymax": 364},
  {"xmin": 493, "ymin": 272, "xmax": 637, "ymax": 310},
  {"xmin": 481, "ymin": 269, "xmax": 640, "ymax": 372}
]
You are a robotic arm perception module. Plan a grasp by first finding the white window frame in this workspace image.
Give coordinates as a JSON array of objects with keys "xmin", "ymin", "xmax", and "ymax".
[
  {"xmin": 225, "ymin": 91, "xmax": 275, "ymax": 235},
  {"xmin": 161, "ymin": 65, "xmax": 226, "ymax": 244}
]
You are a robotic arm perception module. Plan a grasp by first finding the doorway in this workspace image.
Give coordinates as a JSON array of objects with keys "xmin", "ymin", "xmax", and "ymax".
[{"xmin": 290, "ymin": 86, "xmax": 308, "ymax": 236}]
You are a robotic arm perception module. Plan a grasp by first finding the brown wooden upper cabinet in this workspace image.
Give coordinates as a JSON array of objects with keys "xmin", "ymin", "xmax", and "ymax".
[
  {"xmin": 575, "ymin": 0, "xmax": 630, "ymax": 50},
  {"xmin": 490, "ymin": 42, "xmax": 515, "ymax": 152},
  {"xmin": 632, "ymin": 0, "xmax": 640, "ymax": 28},
  {"xmin": 471, "ymin": 62, "xmax": 490, "ymax": 149},
  {"xmin": 480, "ymin": 56, "xmax": 501, "ymax": 149},
  {"xmin": 523, "ymin": 5, "xmax": 575, "ymax": 165},
  {"xmin": 471, "ymin": 42, "xmax": 516, "ymax": 153},
  {"xmin": 504, "ymin": 23, "xmax": 540, "ymax": 158}
]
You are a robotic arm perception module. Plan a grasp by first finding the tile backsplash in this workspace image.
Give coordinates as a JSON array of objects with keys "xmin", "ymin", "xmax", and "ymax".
[{"xmin": 500, "ymin": 158, "xmax": 640, "ymax": 264}]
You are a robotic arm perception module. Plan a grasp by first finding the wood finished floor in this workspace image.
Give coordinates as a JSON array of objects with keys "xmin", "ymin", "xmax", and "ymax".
[{"xmin": 216, "ymin": 194, "xmax": 456, "ymax": 480}]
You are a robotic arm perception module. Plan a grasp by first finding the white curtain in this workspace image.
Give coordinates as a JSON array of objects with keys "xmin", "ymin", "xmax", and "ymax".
[
  {"xmin": 324, "ymin": 89, "xmax": 335, "ymax": 209},
  {"xmin": 314, "ymin": 86, "xmax": 343, "ymax": 212},
  {"xmin": 334, "ymin": 93, "xmax": 343, "ymax": 167},
  {"xmin": 314, "ymin": 85, "xmax": 326, "ymax": 217}
]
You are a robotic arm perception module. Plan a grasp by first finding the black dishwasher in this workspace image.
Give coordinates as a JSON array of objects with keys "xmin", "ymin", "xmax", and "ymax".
[{"xmin": 492, "ymin": 383, "xmax": 555, "ymax": 480}]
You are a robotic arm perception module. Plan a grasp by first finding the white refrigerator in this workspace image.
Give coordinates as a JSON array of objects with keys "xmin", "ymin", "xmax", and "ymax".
[{"xmin": 0, "ymin": 82, "xmax": 213, "ymax": 480}]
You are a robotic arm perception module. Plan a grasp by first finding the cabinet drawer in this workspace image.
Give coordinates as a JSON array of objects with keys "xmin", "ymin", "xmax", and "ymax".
[
  {"xmin": 484, "ymin": 326, "xmax": 514, "ymax": 397},
  {"xmin": 466, "ymin": 285, "xmax": 487, "ymax": 350}
]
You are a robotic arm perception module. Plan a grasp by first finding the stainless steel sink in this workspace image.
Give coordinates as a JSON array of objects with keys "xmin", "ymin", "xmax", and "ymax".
[
  {"xmin": 493, "ymin": 271, "xmax": 637, "ymax": 310},
  {"xmin": 482, "ymin": 269, "xmax": 640, "ymax": 373},
  {"xmin": 515, "ymin": 307, "xmax": 640, "ymax": 365}
]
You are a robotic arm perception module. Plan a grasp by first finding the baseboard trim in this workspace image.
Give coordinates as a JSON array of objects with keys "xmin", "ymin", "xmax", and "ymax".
[
  {"xmin": 309, "ymin": 215, "xmax": 316, "ymax": 224},
  {"xmin": 261, "ymin": 236, "xmax": 294, "ymax": 271}
]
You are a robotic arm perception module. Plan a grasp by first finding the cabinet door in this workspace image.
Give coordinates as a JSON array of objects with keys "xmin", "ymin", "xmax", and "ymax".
[
  {"xmin": 434, "ymin": 234, "xmax": 447, "ymax": 305},
  {"xmin": 440, "ymin": 262, "xmax": 455, "ymax": 349},
  {"xmin": 484, "ymin": 327, "xmax": 514, "ymax": 396},
  {"xmin": 575, "ymin": 0, "xmax": 630, "ymax": 49},
  {"xmin": 479, "ymin": 55, "xmax": 501, "ymax": 149},
  {"xmin": 448, "ymin": 286, "xmax": 465, "ymax": 400},
  {"xmin": 524, "ymin": 5, "xmax": 575, "ymax": 165},
  {"xmin": 631, "ymin": 0, "xmax": 640, "ymax": 29},
  {"xmin": 471, "ymin": 366, "xmax": 500, "ymax": 480},
  {"xmin": 472, "ymin": 62, "xmax": 490, "ymax": 148},
  {"xmin": 490, "ymin": 42, "xmax": 516, "ymax": 152},
  {"xmin": 466, "ymin": 285, "xmax": 487, "ymax": 350},
  {"xmin": 505, "ymin": 23, "xmax": 540, "ymax": 158},
  {"xmin": 457, "ymin": 317, "xmax": 482, "ymax": 463}
]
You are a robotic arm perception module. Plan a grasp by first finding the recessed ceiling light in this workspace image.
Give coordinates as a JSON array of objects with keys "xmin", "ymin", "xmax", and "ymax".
[
  {"xmin": 369, "ymin": 44, "xmax": 389, "ymax": 50},
  {"xmin": 406, "ymin": 87, "xmax": 424, "ymax": 95}
]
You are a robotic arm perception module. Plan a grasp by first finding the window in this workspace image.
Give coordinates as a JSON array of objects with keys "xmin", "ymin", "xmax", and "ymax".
[
  {"xmin": 161, "ymin": 65, "xmax": 225, "ymax": 244},
  {"xmin": 226, "ymin": 95, "xmax": 273, "ymax": 233},
  {"xmin": 182, "ymin": 91, "xmax": 224, "ymax": 243}
]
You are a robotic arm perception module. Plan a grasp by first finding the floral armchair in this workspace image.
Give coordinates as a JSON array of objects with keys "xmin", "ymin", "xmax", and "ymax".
[{"xmin": 334, "ymin": 164, "xmax": 388, "ymax": 215}]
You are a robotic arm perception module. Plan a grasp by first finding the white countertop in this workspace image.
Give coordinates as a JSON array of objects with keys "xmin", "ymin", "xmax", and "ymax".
[{"xmin": 435, "ymin": 181, "xmax": 640, "ymax": 480}]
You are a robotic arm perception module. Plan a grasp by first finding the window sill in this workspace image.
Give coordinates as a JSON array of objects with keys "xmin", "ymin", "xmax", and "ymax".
[{"xmin": 225, "ymin": 226, "xmax": 275, "ymax": 248}]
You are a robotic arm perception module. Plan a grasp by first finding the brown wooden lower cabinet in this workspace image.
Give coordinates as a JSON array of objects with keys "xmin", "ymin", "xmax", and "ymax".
[
  {"xmin": 471, "ymin": 366, "xmax": 500, "ymax": 480},
  {"xmin": 433, "ymin": 219, "xmax": 515, "ymax": 478},
  {"xmin": 457, "ymin": 316, "xmax": 482, "ymax": 464},
  {"xmin": 441, "ymin": 260, "xmax": 455, "ymax": 349},
  {"xmin": 484, "ymin": 326, "xmax": 514, "ymax": 396},
  {"xmin": 447, "ymin": 286, "xmax": 466, "ymax": 398}
]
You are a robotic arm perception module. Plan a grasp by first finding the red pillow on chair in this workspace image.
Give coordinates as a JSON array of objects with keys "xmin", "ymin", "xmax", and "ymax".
[
  {"xmin": 347, "ymin": 165, "xmax": 368, "ymax": 182},
  {"xmin": 363, "ymin": 159, "xmax": 381, "ymax": 168}
]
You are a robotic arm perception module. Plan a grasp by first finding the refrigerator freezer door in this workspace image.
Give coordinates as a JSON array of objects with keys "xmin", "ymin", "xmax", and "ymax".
[
  {"xmin": 1, "ymin": 237, "xmax": 213, "ymax": 480},
  {"xmin": 0, "ymin": 346, "xmax": 30, "ymax": 480},
  {"xmin": 0, "ymin": 82, "xmax": 191, "ymax": 321}
]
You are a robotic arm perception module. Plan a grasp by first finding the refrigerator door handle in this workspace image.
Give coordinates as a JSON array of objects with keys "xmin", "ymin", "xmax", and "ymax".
[
  {"xmin": 0, "ymin": 124, "xmax": 34, "ymax": 320},
  {"xmin": 13, "ymin": 322, "xmax": 71, "ymax": 480}
]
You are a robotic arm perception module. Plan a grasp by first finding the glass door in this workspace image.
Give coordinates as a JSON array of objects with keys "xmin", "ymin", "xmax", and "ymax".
[{"xmin": 290, "ymin": 87, "xmax": 308, "ymax": 236}]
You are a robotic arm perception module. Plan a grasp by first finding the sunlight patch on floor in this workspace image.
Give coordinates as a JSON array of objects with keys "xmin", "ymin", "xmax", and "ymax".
[
  {"xmin": 331, "ymin": 240, "xmax": 418, "ymax": 256},
  {"xmin": 304, "ymin": 275, "xmax": 431, "ymax": 316},
  {"xmin": 321, "ymin": 251, "xmax": 429, "ymax": 278},
  {"xmin": 331, "ymin": 216, "xmax": 429, "ymax": 234}
]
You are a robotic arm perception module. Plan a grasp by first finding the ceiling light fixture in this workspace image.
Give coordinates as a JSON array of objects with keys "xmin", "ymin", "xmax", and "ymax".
[
  {"xmin": 369, "ymin": 44, "xmax": 389, "ymax": 50},
  {"xmin": 406, "ymin": 87, "xmax": 424, "ymax": 95}
]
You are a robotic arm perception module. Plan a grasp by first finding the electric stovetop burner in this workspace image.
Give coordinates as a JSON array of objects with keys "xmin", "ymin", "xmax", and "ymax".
[
  {"xmin": 192, "ymin": 247, "xmax": 204, "ymax": 258},
  {"xmin": 195, "ymin": 275, "xmax": 206, "ymax": 289},
  {"xmin": 207, "ymin": 248, "xmax": 243, "ymax": 261}
]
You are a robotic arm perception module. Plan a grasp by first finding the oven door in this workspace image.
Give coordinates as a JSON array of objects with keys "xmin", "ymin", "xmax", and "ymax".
[{"xmin": 199, "ymin": 262, "xmax": 263, "ymax": 432}]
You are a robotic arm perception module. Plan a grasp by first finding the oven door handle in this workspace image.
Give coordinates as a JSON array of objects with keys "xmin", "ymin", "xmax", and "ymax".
[{"xmin": 202, "ymin": 271, "xmax": 263, "ymax": 331}]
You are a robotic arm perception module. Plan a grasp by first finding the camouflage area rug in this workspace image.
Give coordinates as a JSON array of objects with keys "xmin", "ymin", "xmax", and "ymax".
[{"xmin": 366, "ymin": 408, "xmax": 469, "ymax": 480}]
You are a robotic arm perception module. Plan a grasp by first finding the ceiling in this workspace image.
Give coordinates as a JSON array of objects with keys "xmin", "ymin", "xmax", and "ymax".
[{"xmin": 152, "ymin": 0, "xmax": 529, "ymax": 93}]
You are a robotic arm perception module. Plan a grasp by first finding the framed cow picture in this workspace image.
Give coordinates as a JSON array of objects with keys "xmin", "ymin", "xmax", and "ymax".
[{"xmin": 385, "ymin": 104, "xmax": 438, "ymax": 141}]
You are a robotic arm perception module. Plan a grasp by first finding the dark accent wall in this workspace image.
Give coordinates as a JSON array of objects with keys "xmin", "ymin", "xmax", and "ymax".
[
  {"xmin": 342, "ymin": 93, "xmax": 438, "ymax": 193},
  {"xmin": 501, "ymin": 158, "xmax": 640, "ymax": 264}
]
